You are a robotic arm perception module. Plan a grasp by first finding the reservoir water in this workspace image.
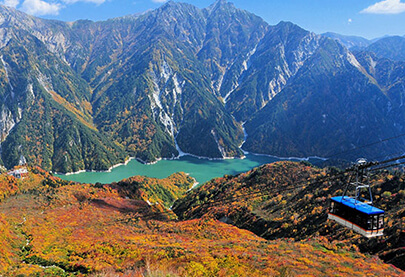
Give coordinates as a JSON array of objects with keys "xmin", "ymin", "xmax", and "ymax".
[{"xmin": 56, "ymin": 154, "xmax": 322, "ymax": 185}]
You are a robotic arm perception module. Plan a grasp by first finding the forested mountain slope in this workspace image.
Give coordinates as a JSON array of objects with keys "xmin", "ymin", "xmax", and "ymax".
[{"xmin": 0, "ymin": 0, "xmax": 404, "ymax": 172}]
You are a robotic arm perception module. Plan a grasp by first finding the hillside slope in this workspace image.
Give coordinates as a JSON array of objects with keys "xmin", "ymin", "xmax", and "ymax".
[
  {"xmin": 173, "ymin": 161, "xmax": 405, "ymax": 271},
  {"xmin": 1, "ymin": 1, "xmax": 405, "ymax": 171},
  {"xmin": 0, "ymin": 167, "xmax": 402, "ymax": 276},
  {"xmin": 0, "ymin": 26, "xmax": 126, "ymax": 172}
]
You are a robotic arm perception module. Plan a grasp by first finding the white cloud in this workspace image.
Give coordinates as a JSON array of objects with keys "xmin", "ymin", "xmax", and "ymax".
[
  {"xmin": 62, "ymin": 0, "xmax": 105, "ymax": 4},
  {"xmin": 361, "ymin": 0, "xmax": 405, "ymax": 14},
  {"xmin": 18, "ymin": 0, "xmax": 108, "ymax": 17},
  {"xmin": 152, "ymin": 0, "xmax": 167, "ymax": 3},
  {"xmin": 21, "ymin": 0, "xmax": 61, "ymax": 15},
  {"xmin": 2, "ymin": 0, "xmax": 19, "ymax": 8}
]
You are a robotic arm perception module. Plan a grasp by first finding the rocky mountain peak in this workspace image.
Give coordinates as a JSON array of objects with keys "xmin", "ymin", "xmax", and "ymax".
[
  {"xmin": 0, "ymin": 5, "xmax": 35, "ymax": 29},
  {"xmin": 205, "ymin": 0, "xmax": 237, "ymax": 14},
  {"xmin": 157, "ymin": 0, "xmax": 196, "ymax": 13},
  {"xmin": 0, "ymin": 0, "xmax": 404, "ymax": 172},
  {"xmin": 159, "ymin": 0, "xmax": 182, "ymax": 10}
]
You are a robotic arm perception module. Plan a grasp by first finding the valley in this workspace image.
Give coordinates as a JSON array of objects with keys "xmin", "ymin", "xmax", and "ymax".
[
  {"xmin": 0, "ymin": 0, "xmax": 404, "ymax": 276},
  {"xmin": 0, "ymin": 0, "xmax": 404, "ymax": 173},
  {"xmin": 55, "ymin": 152, "xmax": 324, "ymax": 186},
  {"xmin": 0, "ymin": 163, "xmax": 404, "ymax": 276}
]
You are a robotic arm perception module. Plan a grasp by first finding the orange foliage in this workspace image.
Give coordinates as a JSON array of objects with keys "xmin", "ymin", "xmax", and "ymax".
[
  {"xmin": 0, "ymin": 214, "xmax": 17, "ymax": 273},
  {"xmin": 0, "ymin": 167, "xmax": 403, "ymax": 276},
  {"xmin": 48, "ymin": 90, "xmax": 96, "ymax": 131}
]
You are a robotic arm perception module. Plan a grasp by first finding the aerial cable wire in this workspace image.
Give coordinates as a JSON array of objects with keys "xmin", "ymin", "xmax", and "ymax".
[
  {"xmin": 129, "ymin": 154, "xmax": 405, "ymax": 221},
  {"xmin": 139, "ymin": 155, "xmax": 405, "ymax": 220},
  {"xmin": 159, "ymin": 154, "xmax": 405, "ymax": 220},
  {"xmin": 187, "ymin": 171, "xmax": 346, "ymax": 211},
  {"xmin": 326, "ymin": 132, "xmax": 405, "ymax": 159},
  {"xmin": 370, "ymin": 150, "xmax": 405, "ymax": 163},
  {"xmin": 372, "ymin": 154, "xmax": 405, "ymax": 166},
  {"xmin": 133, "ymin": 171, "xmax": 346, "ymax": 221},
  {"xmin": 370, "ymin": 160, "xmax": 405, "ymax": 172}
]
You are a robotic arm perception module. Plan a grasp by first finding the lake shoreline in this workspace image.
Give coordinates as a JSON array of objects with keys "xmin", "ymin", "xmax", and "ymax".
[
  {"xmin": 54, "ymin": 151, "xmax": 327, "ymax": 176},
  {"xmin": 53, "ymin": 157, "xmax": 135, "ymax": 176},
  {"xmin": 55, "ymin": 152, "xmax": 327, "ymax": 186}
]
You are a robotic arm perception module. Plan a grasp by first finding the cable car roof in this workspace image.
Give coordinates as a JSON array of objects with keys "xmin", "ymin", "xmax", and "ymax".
[{"xmin": 331, "ymin": 196, "xmax": 384, "ymax": 215}]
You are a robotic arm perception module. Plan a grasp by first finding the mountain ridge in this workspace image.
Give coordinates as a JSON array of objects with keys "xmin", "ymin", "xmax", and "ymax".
[
  {"xmin": 322, "ymin": 32, "xmax": 371, "ymax": 50},
  {"xmin": 0, "ymin": 2, "xmax": 404, "ymax": 172}
]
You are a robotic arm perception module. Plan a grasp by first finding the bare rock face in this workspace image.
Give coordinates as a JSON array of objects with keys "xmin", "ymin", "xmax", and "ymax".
[
  {"xmin": 0, "ymin": 106, "xmax": 15, "ymax": 142},
  {"xmin": 0, "ymin": 1, "xmax": 404, "ymax": 171}
]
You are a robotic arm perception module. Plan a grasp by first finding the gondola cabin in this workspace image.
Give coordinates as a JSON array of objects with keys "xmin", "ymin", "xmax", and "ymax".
[{"xmin": 328, "ymin": 196, "xmax": 384, "ymax": 238}]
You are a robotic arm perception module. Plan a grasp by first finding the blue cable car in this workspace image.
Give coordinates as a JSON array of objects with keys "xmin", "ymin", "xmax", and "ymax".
[
  {"xmin": 328, "ymin": 158, "xmax": 384, "ymax": 238},
  {"xmin": 328, "ymin": 196, "xmax": 384, "ymax": 238}
]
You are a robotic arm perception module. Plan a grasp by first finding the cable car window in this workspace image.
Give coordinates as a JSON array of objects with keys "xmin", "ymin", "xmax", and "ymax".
[
  {"xmin": 378, "ymin": 215, "xmax": 384, "ymax": 229},
  {"xmin": 373, "ymin": 215, "xmax": 378, "ymax": 230},
  {"xmin": 367, "ymin": 217, "xmax": 372, "ymax": 229},
  {"xmin": 328, "ymin": 159, "xmax": 386, "ymax": 238}
]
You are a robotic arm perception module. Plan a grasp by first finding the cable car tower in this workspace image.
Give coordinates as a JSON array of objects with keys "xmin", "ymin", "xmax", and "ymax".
[{"xmin": 328, "ymin": 159, "xmax": 384, "ymax": 238}]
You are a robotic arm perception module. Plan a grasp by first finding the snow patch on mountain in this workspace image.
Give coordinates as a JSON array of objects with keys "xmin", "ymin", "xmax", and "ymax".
[
  {"xmin": 148, "ymin": 60, "xmax": 185, "ymax": 139},
  {"xmin": 26, "ymin": 83, "xmax": 35, "ymax": 102},
  {"xmin": 291, "ymin": 33, "xmax": 320, "ymax": 73},
  {"xmin": 369, "ymin": 56, "xmax": 377, "ymax": 70},
  {"xmin": 37, "ymin": 72, "xmax": 54, "ymax": 93},
  {"xmin": 211, "ymin": 129, "xmax": 226, "ymax": 158},
  {"xmin": 1, "ymin": 55, "xmax": 14, "ymax": 99},
  {"xmin": 0, "ymin": 106, "xmax": 16, "ymax": 143},
  {"xmin": 223, "ymin": 46, "xmax": 259, "ymax": 103},
  {"xmin": 0, "ymin": 29, "xmax": 12, "ymax": 49},
  {"xmin": 347, "ymin": 52, "xmax": 362, "ymax": 70}
]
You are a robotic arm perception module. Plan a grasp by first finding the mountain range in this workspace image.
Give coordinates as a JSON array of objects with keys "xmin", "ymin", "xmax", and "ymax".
[{"xmin": 0, "ymin": 0, "xmax": 404, "ymax": 173}]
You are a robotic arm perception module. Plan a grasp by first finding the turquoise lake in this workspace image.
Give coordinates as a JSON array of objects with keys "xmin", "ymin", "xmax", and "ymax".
[{"xmin": 56, "ymin": 154, "xmax": 322, "ymax": 185}]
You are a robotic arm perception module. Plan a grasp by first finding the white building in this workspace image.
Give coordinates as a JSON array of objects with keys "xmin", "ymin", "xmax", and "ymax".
[{"xmin": 7, "ymin": 168, "xmax": 28, "ymax": 179}]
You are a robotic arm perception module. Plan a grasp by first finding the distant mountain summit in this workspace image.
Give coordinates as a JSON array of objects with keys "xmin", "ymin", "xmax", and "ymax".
[
  {"xmin": 0, "ymin": 1, "xmax": 404, "ymax": 172},
  {"xmin": 365, "ymin": 36, "xmax": 405, "ymax": 62},
  {"xmin": 322, "ymin": 32, "xmax": 371, "ymax": 49}
]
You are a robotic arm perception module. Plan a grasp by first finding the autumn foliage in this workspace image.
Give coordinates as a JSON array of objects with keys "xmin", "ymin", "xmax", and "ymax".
[
  {"xmin": 174, "ymin": 161, "xmax": 405, "ymax": 272},
  {"xmin": 0, "ymin": 164, "xmax": 403, "ymax": 276}
]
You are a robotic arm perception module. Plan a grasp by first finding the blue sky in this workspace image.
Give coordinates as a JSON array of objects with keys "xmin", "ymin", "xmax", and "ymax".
[{"xmin": 1, "ymin": 0, "xmax": 404, "ymax": 39}]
